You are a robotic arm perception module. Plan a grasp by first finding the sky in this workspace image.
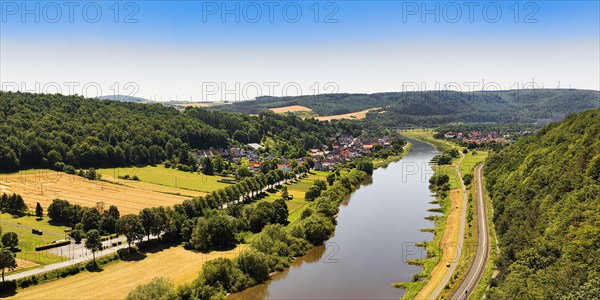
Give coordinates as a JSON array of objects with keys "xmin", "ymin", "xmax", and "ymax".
[{"xmin": 1, "ymin": 0, "xmax": 599, "ymax": 101}]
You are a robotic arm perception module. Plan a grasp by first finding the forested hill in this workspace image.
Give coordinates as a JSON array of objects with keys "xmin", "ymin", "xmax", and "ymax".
[
  {"xmin": 212, "ymin": 89, "xmax": 600, "ymax": 126},
  {"xmin": 0, "ymin": 92, "xmax": 361, "ymax": 172},
  {"xmin": 485, "ymin": 108, "xmax": 600, "ymax": 299}
]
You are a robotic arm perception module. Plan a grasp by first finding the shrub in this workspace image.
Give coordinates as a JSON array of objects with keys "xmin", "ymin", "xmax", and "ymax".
[
  {"xmin": 127, "ymin": 277, "xmax": 176, "ymax": 300},
  {"xmin": 197, "ymin": 258, "xmax": 251, "ymax": 293},
  {"xmin": 236, "ymin": 251, "xmax": 270, "ymax": 283}
]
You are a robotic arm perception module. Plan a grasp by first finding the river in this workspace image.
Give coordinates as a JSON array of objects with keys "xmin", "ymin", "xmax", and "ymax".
[{"xmin": 230, "ymin": 138, "xmax": 439, "ymax": 299}]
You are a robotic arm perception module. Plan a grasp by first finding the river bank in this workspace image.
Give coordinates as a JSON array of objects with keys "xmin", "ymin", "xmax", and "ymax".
[
  {"xmin": 230, "ymin": 139, "xmax": 437, "ymax": 299},
  {"xmin": 394, "ymin": 131, "xmax": 464, "ymax": 299}
]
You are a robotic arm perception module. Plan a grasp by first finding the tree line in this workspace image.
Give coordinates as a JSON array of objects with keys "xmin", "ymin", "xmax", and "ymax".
[
  {"xmin": 126, "ymin": 167, "xmax": 368, "ymax": 299},
  {"xmin": 0, "ymin": 92, "xmax": 361, "ymax": 172}
]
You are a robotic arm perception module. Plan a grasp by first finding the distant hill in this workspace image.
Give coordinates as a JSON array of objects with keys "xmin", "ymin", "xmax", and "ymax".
[
  {"xmin": 211, "ymin": 89, "xmax": 600, "ymax": 126},
  {"xmin": 97, "ymin": 95, "xmax": 154, "ymax": 103},
  {"xmin": 485, "ymin": 108, "xmax": 600, "ymax": 298}
]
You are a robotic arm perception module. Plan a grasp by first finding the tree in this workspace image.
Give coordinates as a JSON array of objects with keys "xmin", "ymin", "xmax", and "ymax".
[
  {"xmin": 201, "ymin": 157, "xmax": 213, "ymax": 175},
  {"xmin": 437, "ymin": 154, "xmax": 452, "ymax": 165},
  {"xmin": 587, "ymin": 154, "xmax": 600, "ymax": 183},
  {"xmin": 0, "ymin": 249, "xmax": 17, "ymax": 282},
  {"xmin": 72, "ymin": 228, "xmax": 83, "ymax": 244},
  {"xmin": 127, "ymin": 277, "xmax": 176, "ymax": 300},
  {"xmin": 47, "ymin": 199, "xmax": 70, "ymax": 223},
  {"xmin": 1, "ymin": 232, "xmax": 19, "ymax": 251},
  {"xmin": 236, "ymin": 166, "xmax": 251, "ymax": 179},
  {"xmin": 190, "ymin": 214, "xmax": 236, "ymax": 251},
  {"xmin": 448, "ymin": 148, "xmax": 460, "ymax": 158},
  {"xmin": 326, "ymin": 173, "xmax": 336, "ymax": 186},
  {"xmin": 35, "ymin": 202, "xmax": 43, "ymax": 218},
  {"xmin": 271, "ymin": 198, "xmax": 289, "ymax": 225},
  {"xmin": 198, "ymin": 257, "xmax": 249, "ymax": 293},
  {"xmin": 281, "ymin": 186, "xmax": 289, "ymax": 200},
  {"xmin": 314, "ymin": 180, "xmax": 327, "ymax": 191},
  {"xmin": 236, "ymin": 251, "xmax": 270, "ymax": 283},
  {"xmin": 82, "ymin": 208, "xmax": 101, "ymax": 232},
  {"xmin": 303, "ymin": 215, "xmax": 335, "ymax": 246},
  {"xmin": 304, "ymin": 186, "xmax": 322, "ymax": 201},
  {"xmin": 462, "ymin": 173, "xmax": 474, "ymax": 186},
  {"xmin": 139, "ymin": 208, "xmax": 159, "ymax": 241},
  {"xmin": 116, "ymin": 214, "xmax": 144, "ymax": 248},
  {"xmin": 85, "ymin": 229, "xmax": 103, "ymax": 262},
  {"xmin": 356, "ymin": 160, "xmax": 374, "ymax": 175}
]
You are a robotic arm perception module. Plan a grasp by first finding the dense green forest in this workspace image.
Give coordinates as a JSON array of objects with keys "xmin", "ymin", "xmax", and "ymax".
[
  {"xmin": 0, "ymin": 92, "xmax": 362, "ymax": 172},
  {"xmin": 485, "ymin": 108, "xmax": 600, "ymax": 299},
  {"xmin": 212, "ymin": 89, "xmax": 599, "ymax": 127}
]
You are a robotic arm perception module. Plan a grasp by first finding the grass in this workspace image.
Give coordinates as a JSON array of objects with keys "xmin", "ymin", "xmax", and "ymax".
[
  {"xmin": 401, "ymin": 130, "xmax": 452, "ymax": 151},
  {"xmin": 248, "ymin": 171, "xmax": 331, "ymax": 227},
  {"xmin": 10, "ymin": 244, "xmax": 248, "ymax": 299},
  {"xmin": 98, "ymin": 165, "xmax": 229, "ymax": 193},
  {"xmin": 393, "ymin": 130, "xmax": 465, "ymax": 299},
  {"xmin": 434, "ymin": 151, "xmax": 488, "ymax": 299},
  {"xmin": 0, "ymin": 214, "xmax": 69, "ymax": 266},
  {"xmin": 459, "ymin": 151, "xmax": 488, "ymax": 177}
]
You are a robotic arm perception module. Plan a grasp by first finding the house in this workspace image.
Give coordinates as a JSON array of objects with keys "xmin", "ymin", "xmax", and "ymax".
[
  {"xmin": 248, "ymin": 161, "xmax": 261, "ymax": 173},
  {"xmin": 247, "ymin": 143, "xmax": 264, "ymax": 151},
  {"xmin": 278, "ymin": 164, "xmax": 292, "ymax": 172}
]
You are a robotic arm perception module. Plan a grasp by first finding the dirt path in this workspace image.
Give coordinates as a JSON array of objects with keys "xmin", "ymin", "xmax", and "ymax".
[{"xmin": 417, "ymin": 149, "xmax": 468, "ymax": 299}]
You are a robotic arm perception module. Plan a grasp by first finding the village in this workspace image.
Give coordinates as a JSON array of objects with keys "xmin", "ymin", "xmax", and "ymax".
[
  {"xmin": 441, "ymin": 129, "xmax": 533, "ymax": 145},
  {"xmin": 192, "ymin": 135, "xmax": 397, "ymax": 174}
]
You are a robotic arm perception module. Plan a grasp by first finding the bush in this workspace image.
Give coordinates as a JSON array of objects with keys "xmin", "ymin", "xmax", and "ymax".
[
  {"xmin": 236, "ymin": 251, "xmax": 270, "ymax": 283},
  {"xmin": 198, "ymin": 258, "xmax": 251, "ymax": 293},
  {"xmin": 0, "ymin": 280, "xmax": 17, "ymax": 294},
  {"xmin": 302, "ymin": 214, "xmax": 335, "ymax": 246},
  {"xmin": 127, "ymin": 277, "xmax": 176, "ymax": 300}
]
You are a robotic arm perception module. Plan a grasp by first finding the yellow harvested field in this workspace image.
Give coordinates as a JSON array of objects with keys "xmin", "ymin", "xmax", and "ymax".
[
  {"xmin": 10, "ymin": 245, "xmax": 247, "ymax": 299},
  {"xmin": 315, "ymin": 108, "xmax": 376, "ymax": 121},
  {"xmin": 100, "ymin": 174, "xmax": 206, "ymax": 198},
  {"xmin": 270, "ymin": 105, "xmax": 313, "ymax": 113},
  {"xmin": 176, "ymin": 102, "xmax": 229, "ymax": 107},
  {"xmin": 416, "ymin": 189, "xmax": 462, "ymax": 299},
  {"xmin": 0, "ymin": 171, "xmax": 192, "ymax": 214}
]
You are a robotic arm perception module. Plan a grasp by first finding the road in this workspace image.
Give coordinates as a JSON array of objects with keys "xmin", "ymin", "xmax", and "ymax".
[
  {"xmin": 5, "ymin": 235, "xmax": 155, "ymax": 282},
  {"xmin": 452, "ymin": 164, "xmax": 489, "ymax": 299},
  {"xmin": 429, "ymin": 151, "xmax": 468, "ymax": 299}
]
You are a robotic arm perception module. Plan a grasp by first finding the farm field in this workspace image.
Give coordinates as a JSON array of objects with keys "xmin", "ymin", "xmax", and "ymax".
[
  {"xmin": 9, "ymin": 245, "xmax": 248, "ymax": 299},
  {"xmin": 459, "ymin": 151, "xmax": 488, "ymax": 176},
  {"xmin": 97, "ymin": 165, "xmax": 229, "ymax": 193},
  {"xmin": 270, "ymin": 105, "xmax": 313, "ymax": 114},
  {"xmin": 315, "ymin": 108, "xmax": 377, "ymax": 121},
  {"xmin": 0, "ymin": 213, "xmax": 69, "ymax": 267},
  {"xmin": 0, "ymin": 170, "xmax": 192, "ymax": 215},
  {"xmin": 251, "ymin": 171, "xmax": 330, "ymax": 225}
]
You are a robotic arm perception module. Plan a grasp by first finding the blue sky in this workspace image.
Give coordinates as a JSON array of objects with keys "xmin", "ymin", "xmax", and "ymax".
[{"xmin": 1, "ymin": 1, "xmax": 599, "ymax": 100}]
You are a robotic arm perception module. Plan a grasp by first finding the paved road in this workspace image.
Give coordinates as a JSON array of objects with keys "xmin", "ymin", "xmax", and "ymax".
[
  {"xmin": 429, "ymin": 151, "xmax": 468, "ymax": 299},
  {"xmin": 452, "ymin": 164, "xmax": 489, "ymax": 299},
  {"xmin": 5, "ymin": 235, "xmax": 155, "ymax": 282}
]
